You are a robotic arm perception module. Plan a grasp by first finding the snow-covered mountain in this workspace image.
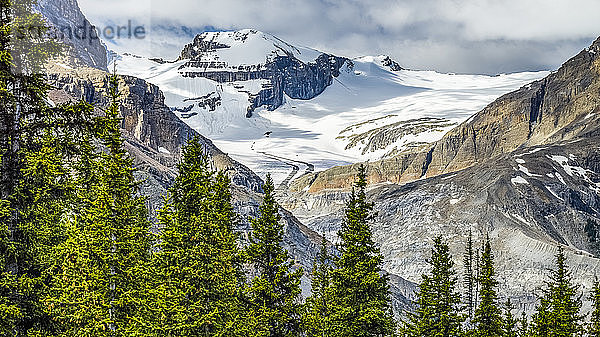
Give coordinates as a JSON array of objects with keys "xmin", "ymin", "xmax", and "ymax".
[{"xmin": 113, "ymin": 29, "xmax": 548, "ymax": 184}]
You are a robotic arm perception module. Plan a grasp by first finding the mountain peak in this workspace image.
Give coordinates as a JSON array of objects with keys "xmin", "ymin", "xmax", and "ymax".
[
  {"xmin": 354, "ymin": 55, "xmax": 404, "ymax": 71},
  {"xmin": 178, "ymin": 29, "xmax": 322, "ymax": 65},
  {"xmin": 589, "ymin": 35, "xmax": 600, "ymax": 52}
]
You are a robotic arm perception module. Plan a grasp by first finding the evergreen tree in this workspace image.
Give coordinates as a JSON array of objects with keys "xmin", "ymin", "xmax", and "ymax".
[
  {"xmin": 464, "ymin": 229, "xmax": 475, "ymax": 321},
  {"xmin": 304, "ymin": 237, "xmax": 333, "ymax": 337},
  {"xmin": 329, "ymin": 165, "xmax": 395, "ymax": 337},
  {"xmin": 518, "ymin": 312, "xmax": 528, "ymax": 337},
  {"xmin": 530, "ymin": 246, "xmax": 583, "ymax": 337},
  {"xmin": 0, "ymin": 196, "xmax": 20, "ymax": 336},
  {"xmin": 246, "ymin": 174, "xmax": 303, "ymax": 337},
  {"xmin": 502, "ymin": 299, "xmax": 518, "ymax": 337},
  {"xmin": 403, "ymin": 236, "xmax": 463, "ymax": 337},
  {"xmin": 588, "ymin": 279, "xmax": 600, "ymax": 337},
  {"xmin": 0, "ymin": 1, "xmax": 98, "ymax": 334},
  {"xmin": 43, "ymin": 75, "xmax": 152, "ymax": 335},
  {"xmin": 147, "ymin": 137, "xmax": 246, "ymax": 336},
  {"xmin": 472, "ymin": 238, "xmax": 502, "ymax": 337},
  {"xmin": 474, "ymin": 247, "xmax": 481, "ymax": 311}
]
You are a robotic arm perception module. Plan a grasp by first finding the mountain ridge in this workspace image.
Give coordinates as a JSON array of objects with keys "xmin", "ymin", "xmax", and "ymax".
[{"xmin": 292, "ymin": 36, "xmax": 600, "ymax": 193}]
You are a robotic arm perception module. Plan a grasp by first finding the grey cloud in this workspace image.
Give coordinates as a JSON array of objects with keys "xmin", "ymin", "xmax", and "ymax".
[{"xmin": 78, "ymin": 0, "xmax": 600, "ymax": 74}]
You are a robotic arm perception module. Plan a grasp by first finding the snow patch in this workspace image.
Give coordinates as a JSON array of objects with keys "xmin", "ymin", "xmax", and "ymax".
[
  {"xmin": 511, "ymin": 176, "xmax": 529, "ymax": 185},
  {"xmin": 112, "ymin": 38, "xmax": 548, "ymax": 183},
  {"xmin": 545, "ymin": 186, "xmax": 563, "ymax": 201}
]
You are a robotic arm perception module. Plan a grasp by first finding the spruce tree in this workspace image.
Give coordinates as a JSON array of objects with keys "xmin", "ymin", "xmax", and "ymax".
[
  {"xmin": 464, "ymin": 229, "xmax": 475, "ymax": 321},
  {"xmin": 0, "ymin": 0, "xmax": 57, "ymax": 334},
  {"xmin": 0, "ymin": 196, "xmax": 20, "ymax": 335},
  {"xmin": 43, "ymin": 75, "xmax": 152, "ymax": 335},
  {"xmin": 329, "ymin": 165, "xmax": 395, "ymax": 337},
  {"xmin": 147, "ymin": 137, "xmax": 246, "ymax": 336},
  {"xmin": 246, "ymin": 174, "xmax": 303, "ymax": 337},
  {"xmin": 304, "ymin": 237, "xmax": 333, "ymax": 337},
  {"xmin": 502, "ymin": 299, "xmax": 518, "ymax": 337},
  {"xmin": 403, "ymin": 236, "xmax": 463, "ymax": 337},
  {"xmin": 1, "ymin": 1, "xmax": 98, "ymax": 334},
  {"xmin": 530, "ymin": 246, "xmax": 583, "ymax": 337},
  {"xmin": 517, "ymin": 312, "xmax": 528, "ymax": 337},
  {"xmin": 472, "ymin": 238, "xmax": 502, "ymax": 337},
  {"xmin": 588, "ymin": 279, "xmax": 600, "ymax": 337}
]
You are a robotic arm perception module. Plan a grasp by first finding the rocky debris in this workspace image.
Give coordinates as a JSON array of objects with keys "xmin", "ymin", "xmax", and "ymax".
[
  {"xmin": 36, "ymin": 0, "xmax": 108, "ymax": 70},
  {"xmin": 338, "ymin": 117, "xmax": 456, "ymax": 156},
  {"xmin": 280, "ymin": 36, "xmax": 600, "ymax": 313},
  {"xmin": 282, "ymin": 139, "xmax": 600, "ymax": 311},
  {"xmin": 171, "ymin": 104, "xmax": 195, "ymax": 113}
]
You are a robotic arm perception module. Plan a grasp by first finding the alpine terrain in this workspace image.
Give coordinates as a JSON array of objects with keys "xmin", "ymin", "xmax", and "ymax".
[{"xmin": 35, "ymin": 0, "xmax": 600, "ymax": 318}]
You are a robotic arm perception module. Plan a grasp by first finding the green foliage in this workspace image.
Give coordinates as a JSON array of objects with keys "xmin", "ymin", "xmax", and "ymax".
[
  {"xmin": 502, "ymin": 300, "xmax": 518, "ymax": 337},
  {"xmin": 517, "ymin": 312, "xmax": 528, "ymax": 337},
  {"xmin": 146, "ymin": 137, "xmax": 246, "ymax": 336},
  {"xmin": 463, "ymin": 230, "xmax": 475, "ymax": 321},
  {"xmin": 329, "ymin": 165, "xmax": 395, "ymax": 337},
  {"xmin": 246, "ymin": 174, "xmax": 303, "ymax": 337},
  {"xmin": 472, "ymin": 238, "xmax": 502, "ymax": 337},
  {"xmin": 589, "ymin": 279, "xmax": 600, "ymax": 337},
  {"xmin": 403, "ymin": 236, "xmax": 463, "ymax": 337},
  {"xmin": 0, "ymin": 1, "xmax": 98, "ymax": 333},
  {"xmin": 530, "ymin": 246, "xmax": 583, "ymax": 337},
  {"xmin": 304, "ymin": 237, "xmax": 333, "ymax": 337},
  {"xmin": 0, "ymin": 197, "xmax": 20, "ymax": 336},
  {"xmin": 1, "ymin": 0, "xmax": 61, "ymax": 75},
  {"xmin": 42, "ymin": 75, "xmax": 152, "ymax": 336}
]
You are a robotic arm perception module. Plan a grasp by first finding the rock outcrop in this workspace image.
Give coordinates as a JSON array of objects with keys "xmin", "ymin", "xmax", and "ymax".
[
  {"xmin": 46, "ymin": 65, "xmax": 264, "ymax": 195},
  {"xmin": 281, "ymin": 37, "xmax": 600, "ymax": 311},
  {"xmin": 295, "ymin": 37, "xmax": 600, "ymax": 193},
  {"xmin": 177, "ymin": 30, "xmax": 348, "ymax": 115},
  {"xmin": 36, "ymin": 0, "xmax": 108, "ymax": 70}
]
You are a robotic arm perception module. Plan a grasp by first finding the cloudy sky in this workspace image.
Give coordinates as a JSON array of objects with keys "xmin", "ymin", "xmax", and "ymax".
[{"xmin": 78, "ymin": 0, "xmax": 600, "ymax": 75}]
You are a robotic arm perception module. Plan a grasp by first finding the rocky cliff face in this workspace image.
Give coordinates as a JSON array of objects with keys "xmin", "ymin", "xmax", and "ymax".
[
  {"xmin": 295, "ymin": 37, "xmax": 600, "ymax": 193},
  {"xmin": 36, "ymin": 0, "xmax": 108, "ymax": 70},
  {"xmin": 177, "ymin": 30, "xmax": 348, "ymax": 115},
  {"xmin": 44, "ymin": 65, "xmax": 340, "ymax": 300},
  {"xmin": 281, "ymin": 37, "xmax": 600, "ymax": 311},
  {"xmin": 284, "ymin": 138, "xmax": 600, "ymax": 310},
  {"xmin": 46, "ymin": 65, "xmax": 264, "ymax": 195}
]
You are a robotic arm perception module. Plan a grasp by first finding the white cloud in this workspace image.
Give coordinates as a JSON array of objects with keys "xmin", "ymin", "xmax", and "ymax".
[{"xmin": 77, "ymin": 0, "xmax": 600, "ymax": 74}]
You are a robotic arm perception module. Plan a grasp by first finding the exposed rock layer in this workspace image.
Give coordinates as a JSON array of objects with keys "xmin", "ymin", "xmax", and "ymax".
[{"xmin": 294, "ymin": 37, "xmax": 600, "ymax": 193}]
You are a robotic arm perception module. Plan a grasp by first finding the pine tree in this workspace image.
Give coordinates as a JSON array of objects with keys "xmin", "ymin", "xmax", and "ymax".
[
  {"xmin": 588, "ymin": 279, "xmax": 600, "ymax": 337},
  {"xmin": 403, "ymin": 236, "xmax": 463, "ymax": 337},
  {"xmin": 502, "ymin": 299, "xmax": 518, "ymax": 337},
  {"xmin": 146, "ymin": 137, "xmax": 246, "ymax": 336},
  {"xmin": 464, "ymin": 229, "xmax": 475, "ymax": 321},
  {"xmin": 530, "ymin": 246, "xmax": 583, "ymax": 337},
  {"xmin": 472, "ymin": 238, "xmax": 502, "ymax": 337},
  {"xmin": 304, "ymin": 237, "xmax": 333, "ymax": 337},
  {"xmin": 246, "ymin": 174, "xmax": 303, "ymax": 337},
  {"xmin": 329, "ymin": 165, "xmax": 395, "ymax": 337}
]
